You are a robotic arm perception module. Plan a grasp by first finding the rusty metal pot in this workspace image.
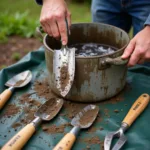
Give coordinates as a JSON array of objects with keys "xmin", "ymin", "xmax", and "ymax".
[{"xmin": 37, "ymin": 23, "xmax": 130, "ymax": 102}]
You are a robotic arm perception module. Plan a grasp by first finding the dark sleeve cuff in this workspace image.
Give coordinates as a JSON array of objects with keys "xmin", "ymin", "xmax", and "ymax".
[
  {"xmin": 35, "ymin": 0, "xmax": 43, "ymax": 5},
  {"xmin": 144, "ymin": 14, "xmax": 150, "ymax": 26}
]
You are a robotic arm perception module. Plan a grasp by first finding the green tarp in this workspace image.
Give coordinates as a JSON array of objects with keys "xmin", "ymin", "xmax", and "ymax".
[{"xmin": 0, "ymin": 46, "xmax": 150, "ymax": 150}]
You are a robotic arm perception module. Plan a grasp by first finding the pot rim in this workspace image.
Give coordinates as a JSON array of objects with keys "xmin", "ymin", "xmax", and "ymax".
[{"xmin": 43, "ymin": 22, "xmax": 130, "ymax": 59}]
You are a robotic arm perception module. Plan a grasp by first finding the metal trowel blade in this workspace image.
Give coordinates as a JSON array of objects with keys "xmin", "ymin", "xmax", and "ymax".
[
  {"xmin": 53, "ymin": 47, "xmax": 75, "ymax": 97},
  {"xmin": 71, "ymin": 105, "xmax": 99, "ymax": 129},
  {"xmin": 35, "ymin": 98, "xmax": 64, "ymax": 121},
  {"xmin": 5, "ymin": 70, "xmax": 32, "ymax": 88}
]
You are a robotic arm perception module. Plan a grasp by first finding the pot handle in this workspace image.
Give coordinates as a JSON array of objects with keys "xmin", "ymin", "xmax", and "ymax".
[
  {"xmin": 35, "ymin": 26, "xmax": 44, "ymax": 39},
  {"xmin": 104, "ymin": 56, "xmax": 128, "ymax": 65},
  {"xmin": 99, "ymin": 56, "xmax": 129, "ymax": 69}
]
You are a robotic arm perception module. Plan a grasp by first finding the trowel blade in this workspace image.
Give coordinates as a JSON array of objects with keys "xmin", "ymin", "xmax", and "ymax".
[
  {"xmin": 53, "ymin": 48, "xmax": 75, "ymax": 97},
  {"xmin": 112, "ymin": 134, "xmax": 127, "ymax": 150},
  {"xmin": 35, "ymin": 98, "xmax": 64, "ymax": 121},
  {"xmin": 71, "ymin": 105, "xmax": 99, "ymax": 129},
  {"xmin": 104, "ymin": 132, "xmax": 115, "ymax": 150},
  {"xmin": 5, "ymin": 70, "xmax": 32, "ymax": 88}
]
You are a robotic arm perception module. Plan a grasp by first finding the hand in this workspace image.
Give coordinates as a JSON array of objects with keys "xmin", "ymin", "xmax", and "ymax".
[
  {"xmin": 40, "ymin": 0, "xmax": 71, "ymax": 45},
  {"xmin": 121, "ymin": 25, "xmax": 150, "ymax": 67}
]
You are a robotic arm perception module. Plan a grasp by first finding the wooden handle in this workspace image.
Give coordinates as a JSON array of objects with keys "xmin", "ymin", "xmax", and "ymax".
[
  {"xmin": 122, "ymin": 93, "xmax": 150, "ymax": 126},
  {"xmin": 53, "ymin": 133, "xmax": 76, "ymax": 150},
  {"xmin": 0, "ymin": 89, "xmax": 12, "ymax": 110},
  {"xmin": 2, "ymin": 123, "xmax": 36, "ymax": 150}
]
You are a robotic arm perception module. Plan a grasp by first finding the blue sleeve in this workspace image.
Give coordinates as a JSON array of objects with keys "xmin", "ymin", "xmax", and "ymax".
[
  {"xmin": 144, "ymin": 14, "xmax": 150, "ymax": 25},
  {"xmin": 35, "ymin": 0, "xmax": 43, "ymax": 5}
]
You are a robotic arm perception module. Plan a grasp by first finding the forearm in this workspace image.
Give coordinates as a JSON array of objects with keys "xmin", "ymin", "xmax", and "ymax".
[{"xmin": 144, "ymin": 14, "xmax": 150, "ymax": 26}]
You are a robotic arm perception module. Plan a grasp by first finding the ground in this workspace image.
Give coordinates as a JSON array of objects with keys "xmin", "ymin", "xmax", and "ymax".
[{"xmin": 0, "ymin": 36, "xmax": 43, "ymax": 69}]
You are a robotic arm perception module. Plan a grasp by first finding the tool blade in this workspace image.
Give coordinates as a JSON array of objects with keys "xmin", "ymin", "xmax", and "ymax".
[
  {"xmin": 5, "ymin": 70, "xmax": 32, "ymax": 88},
  {"xmin": 104, "ymin": 132, "xmax": 115, "ymax": 150},
  {"xmin": 71, "ymin": 105, "xmax": 99, "ymax": 129},
  {"xmin": 112, "ymin": 134, "xmax": 127, "ymax": 150},
  {"xmin": 35, "ymin": 98, "xmax": 64, "ymax": 121},
  {"xmin": 53, "ymin": 48, "xmax": 75, "ymax": 97}
]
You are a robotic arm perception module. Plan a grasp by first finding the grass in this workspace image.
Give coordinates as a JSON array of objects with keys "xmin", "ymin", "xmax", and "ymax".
[
  {"xmin": 69, "ymin": 2, "xmax": 91, "ymax": 23},
  {"xmin": 0, "ymin": 0, "xmax": 91, "ymax": 23},
  {"xmin": 11, "ymin": 52, "xmax": 21, "ymax": 61},
  {"xmin": 0, "ymin": 0, "xmax": 132, "ymax": 41},
  {"xmin": 0, "ymin": 0, "xmax": 41, "ymax": 20},
  {"xmin": 0, "ymin": 0, "xmax": 91, "ymax": 42}
]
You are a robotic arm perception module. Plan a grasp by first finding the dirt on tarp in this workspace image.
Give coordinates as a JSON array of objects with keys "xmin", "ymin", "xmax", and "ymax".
[
  {"xmin": 0, "ymin": 78, "xmax": 127, "ymax": 148},
  {"xmin": 81, "ymin": 136, "xmax": 104, "ymax": 150},
  {"xmin": 34, "ymin": 80, "xmax": 56, "ymax": 100},
  {"xmin": 42, "ymin": 123, "xmax": 71, "ymax": 134},
  {"xmin": 2, "ymin": 104, "xmax": 20, "ymax": 118},
  {"xmin": 0, "ymin": 35, "xmax": 42, "ymax": 69}
]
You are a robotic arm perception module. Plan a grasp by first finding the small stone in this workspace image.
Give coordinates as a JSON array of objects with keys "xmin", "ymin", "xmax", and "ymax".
[{"xmin": 114, "ymin": 109, "xmax": 119, "ymax": 113}]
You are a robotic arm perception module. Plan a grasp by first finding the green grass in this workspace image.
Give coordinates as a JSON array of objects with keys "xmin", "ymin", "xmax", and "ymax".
[
  {"xmin": 11, "ymin": 52, "xmax": 21, "ymax": 61},
  {"xmin": 69, "ymin": 2, "xmax": 91, "ymax": 23},
  {"xmin": 0, "ymin": 0, "xmax": 91, "ymax": 23},
  {"xmin": 0, "ymin": 0, "xmax": 132, "ymax": 41},
  {"xmin": 0, "ymin": 0, "xmax": 41, "ymax": 20},
  {"xmin": 0, "ymin": 0, "xmax": 91, "ymax": 42}
]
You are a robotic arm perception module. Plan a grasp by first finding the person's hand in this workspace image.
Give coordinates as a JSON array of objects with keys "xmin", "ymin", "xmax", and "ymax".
[
  {"xmin": 121, "ymin": 25, "xmax": 150, "ymax": 67},
  {"xmin": 40, "ymin": 0, "xmax": 71, "ymax": 45}
]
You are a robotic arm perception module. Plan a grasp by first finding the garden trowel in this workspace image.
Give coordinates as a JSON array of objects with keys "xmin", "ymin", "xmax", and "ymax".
[
  {"xmin": 53, "ymin": 19, "xmax": 75, "ymax": 97},
  {"xmin": 104, "ymin": 93, "xmax": 150, "ymax": 150},
  {"xmin": 53, "ymin": 104, "xmax": 99, "ymax": 150},
  {"xmin": 2, "ymin": 98, "xmax": 64, "ymax": 150},
  {"xmin": 0, "ymin": 70, "xmax": 32, "ymax": 110}
]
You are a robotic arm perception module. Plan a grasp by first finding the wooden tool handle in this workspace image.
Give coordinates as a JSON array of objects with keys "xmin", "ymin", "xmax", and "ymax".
[
  {"xmin": 2, "ymin": 123, "xmax": 35, "ymax": 150},
  {"xmin": 0, "ymin": 89, "xmax": 12, "ymax": 110},
  {"xmin": 53, "ymin": 133, "xmax": 76, "ymax": 150},
  {"xmin": 122, "ymin": 93, "xmax": 149, "ymax": 126}
]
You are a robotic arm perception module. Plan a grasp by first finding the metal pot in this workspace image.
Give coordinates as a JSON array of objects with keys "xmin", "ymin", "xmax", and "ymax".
[{"xmin": 37, "ymin": 23, "xmax": 130, "ymax": 102}]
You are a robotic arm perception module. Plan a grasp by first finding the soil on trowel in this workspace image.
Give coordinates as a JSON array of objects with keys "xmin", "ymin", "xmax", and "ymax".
[
  {"xmin": 60, "ymin": 65, "xmax": 70, "ymax": 91},
  {"xmin": 14, "ymin": 79, "xmax": 26, "ymax": 87},
  {"xmin": 2, "ymin": 104, "xmax": 20, "ymax": 118},
  {"xmin": 38, "ymin": 98, "xmax": 62, "ymax": 120},
  {"xmin": 79, "ymin": 107, "xmax": 98, "ymax": 126}
]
